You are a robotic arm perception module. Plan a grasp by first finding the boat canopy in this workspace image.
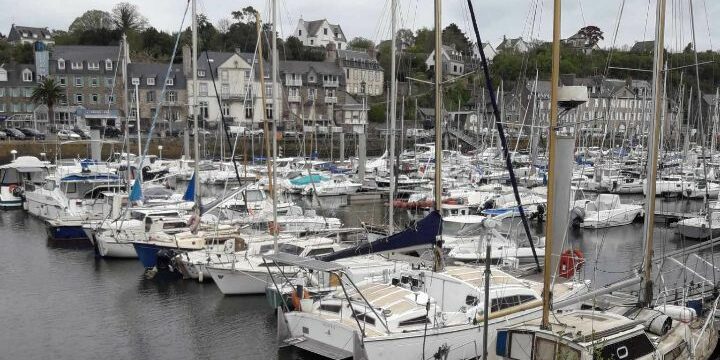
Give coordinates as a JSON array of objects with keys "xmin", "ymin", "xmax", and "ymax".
[{"xmin": 0, "ymin": 156, "xmax": 48, "ymax": 172}]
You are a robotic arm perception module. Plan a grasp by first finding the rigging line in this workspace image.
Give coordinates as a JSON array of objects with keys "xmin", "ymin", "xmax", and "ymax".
[
  {"xmin": 577, "ymin": 0, "xmax": 586, "ymax": 27},
  {"xmin": 604, "ymin": 0, "xmax": 626, "ymax": 78},
  {"xmin": 641, "ymin": 0, "xmax": 652, "ymax": 44}
]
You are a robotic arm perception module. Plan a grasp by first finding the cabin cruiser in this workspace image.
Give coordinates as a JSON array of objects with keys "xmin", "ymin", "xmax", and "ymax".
[
  {"xmin": 675, "ymin": 201, "xmax": 720, "ymax": 239},
  {"xmin": 0, "ymin": 156, "xmax": 50, "ymax": 208},
  {"xmin": 571, "ymin": 194, "xmax": 643, "ymax": 228},
  {"xmin": 303, "ymin": 174, "xmax": 361, "ymax": 196}
]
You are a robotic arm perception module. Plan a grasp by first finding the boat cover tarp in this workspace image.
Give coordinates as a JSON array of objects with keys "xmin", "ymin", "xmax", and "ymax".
[
  {"xmin": 290, "ymin": 174, "xmax": 327, "ymax": 186},
  {"xmin": 321, "ymin": 210, "xmax": 442, "ymax": 261}
]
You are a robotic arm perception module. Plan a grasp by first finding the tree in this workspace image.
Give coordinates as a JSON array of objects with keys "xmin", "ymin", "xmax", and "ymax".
[
  {"xmin": 31, "ymin": 78, "xmax": 64, "ymax": 131},
  {"xmin": 348, "ymin": 37, "xmax": 375, "ymax": 51},
  {"xmin": 231, "ymin": 6, "xmax": 258, "ymax": 23},
  {"xmin": 397, "ymin": 29, "xmax": 415, "ymax": 49},
  {"xmin": 11, "ymin": 43, "xmax": 33, "ymax": 63},
  {"xmin": 683, "ymin": 42, "xmax": 694, "ymax": 54},
  {"xmin": 69, "ymin": 10, "xmax": 114, "ymax": 33},
  {"xmin": 442, "ymin": 23, "xmax": 472, "ymax": 55},
  {"xmin": 112, "ymin": 2, "xmax": 148, "ymax": 34},
  {"xmin": 577, "ymin": 25, "xmax": 604, "ymax": 47}
]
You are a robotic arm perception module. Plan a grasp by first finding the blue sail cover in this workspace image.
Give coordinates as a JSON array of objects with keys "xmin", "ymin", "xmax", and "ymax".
[
  {"xmin": 129, "ymin": 178, "xmax": 143, "ymax": 202},
  {"xmin": 183, "ymin": 172, "xmax": 196, "ymax": 201},
  {"xmin": 290, "ymin": 174, "xmax": 328, "ymax": 186},
  {"xmin": 321, "ymin": 210, "xmax": 442, "ymax": 262}
]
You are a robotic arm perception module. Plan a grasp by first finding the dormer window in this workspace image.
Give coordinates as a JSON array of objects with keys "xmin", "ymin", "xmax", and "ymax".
[
  {"xmin": 88, "ymin": 62, "xmax": 99, "ymax": 70},
  {"xmin": 71, "ymin": 62, "xmax": 83, "ymax": 70},
  {"xmin": 58, "ymin": 59, "xmax": 65, "ymax": 70},
  {"xmin": 22, "ymin": 69, "xmax": 33, "ymax": 82},
  {"xmin": 323, "ymin": 28, "xmax": 328, "ymax": 35},
  {"xmin": 198, "ymin": 70, "xmax": 206, "ymax": 77},
  {"xmin": 131, "ymin": 77, "xmax": 140, "ymax": 85},
  {"xmin": 0, "ymin": 69, "xmax": 7, "ymax": 82},
  {"xmin": 298, "ymin": 29, "xmax": 302, "ymax": 36},
  {"xmin": 165, "ymin": 78, "xmax": 174, "ymax": 86},
  {"xmin": 105, "ymin": 59, "xmax": 112, "ymax": 70},
  {"xmin": 147, "ymin": 77, "xmax": 155, "ymax": 86}
]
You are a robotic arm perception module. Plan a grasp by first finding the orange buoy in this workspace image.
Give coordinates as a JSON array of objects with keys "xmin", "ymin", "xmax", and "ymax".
[{"xmin": 559, "ymin": 249, "xmax": 585, "ymax": 278}]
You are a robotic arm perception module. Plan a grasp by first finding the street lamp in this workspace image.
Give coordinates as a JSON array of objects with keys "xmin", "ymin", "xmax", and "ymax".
[
  {"xmin": 158, "ymin": 145, "xmax": 163, "ymax": 160},
  {"xmin": 10, "ymin": 149, "xmax": 17, "ymax": 160}
]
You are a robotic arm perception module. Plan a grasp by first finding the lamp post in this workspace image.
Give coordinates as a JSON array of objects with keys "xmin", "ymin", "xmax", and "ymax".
[
  {"xmin": 158, "ymin": 145, "xmax": 163, "ymax": 160},
  {"xmin": 11, "ymin": 149, "xmax": 17, "ymax": 160}
]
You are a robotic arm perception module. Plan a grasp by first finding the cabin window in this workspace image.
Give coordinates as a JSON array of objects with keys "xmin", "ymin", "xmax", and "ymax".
[
  {"xmin": 465, "ymin": 295, "xmax": 479, "ymax": 306},
  {"xmin": 398, "ymin": 316, "xmax": 430, "ymax": 327},
  {"xmin": 351, "ymin": 311, "xmax": 375, "ymax": 325},
  {"xmin": 305, "ymin": 248, "xmax": 334, "ymax": 256},
  {"xmin": 599, "ymin": 334, "xmax": 654, "ymax": 360},
  {"xmin": 65, "ymin": 183, "xmax": 77, "ymax": 193},
  {"xmin": 319, "ymin": 304, "xmax": 341, "ymax": 313},
  {"xmin": 278, "ymin": 243, "xmax": 304, "ymax": 255},
  {"xmin": 508, "ymin": 331, "xmax": 533, "ymax": 360},
  {"xmin": 491, "ymin": 295, "xmax": 536, "ymax": 312},
  {"xmin": 534, "ymin": 337, "xmax": 557, "ymax": 360}
]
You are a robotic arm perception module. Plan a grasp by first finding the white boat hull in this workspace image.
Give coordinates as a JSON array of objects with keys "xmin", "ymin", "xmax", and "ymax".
[
  {"xmin": 207, "ymin": 267, "xmax": 272, "ymax": 295},
  {"xmin": 580, "ymin": 207, "xmax": 642, "ymax": 228}
]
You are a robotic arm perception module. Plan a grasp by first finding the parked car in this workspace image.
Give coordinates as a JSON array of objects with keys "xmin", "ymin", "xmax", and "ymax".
[
  {"xmin": 72, "ymin": 127, "xmax": 92, "ymax": 140},
  {"xmin": 102, "ymin": 126, "xmax": 122, "ymax": 138},
  {"xmin": 57, "ymin": 129, "xmax": 81, "ymax": 140},
  {"xmin": 0, "ymin": 130, "xmax": 7, "ymax": 140},
  {"xmin": 5, "ymin": 128, "xmax": 26, "ymax": 140},
  {"xmin": 19, "ymin": 128, "xmax": 46, "ymax": 140}
]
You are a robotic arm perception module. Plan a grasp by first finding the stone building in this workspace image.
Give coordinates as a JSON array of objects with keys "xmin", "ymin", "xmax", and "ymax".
[
  {"xmin": 279, "ymin": 60, "xmax": 343, "ymax": 132},
  {"xmin": 336, "ymin": 49, "xmax": 383, "ymax": 96},
  {"xmin": 127, "ymin": 63, "xmax": 187, "ymax": 135},
  {"xmin": 0, "ymin": 63, "xmax": 46, "ymax": 129}
]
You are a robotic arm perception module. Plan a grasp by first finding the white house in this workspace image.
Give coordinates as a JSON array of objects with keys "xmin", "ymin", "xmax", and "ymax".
[
  {"xmin": 183, "ymin": 47, "xmax": 280, "ymax": 129},
  {"xmin": 497, "ymin": 36, "xmax": 530, "ymax": 53},
  {"xmin": 7, "ymin": 24, "xmax": 54, "ymax": 46},
  {"xmin": 425, "ymin": 45, "xmax": 466, "ymax": 79},
  {"xmin": 294, "ymin": 18, "xmax": 347, "ymax": 50},
  {"xmin": 472, "ymin": 43, "xmax": 497, "ymax": 62}
]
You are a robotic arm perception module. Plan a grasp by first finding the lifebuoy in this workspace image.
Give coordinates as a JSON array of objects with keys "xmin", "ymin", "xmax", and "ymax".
[
  {"xmin": 559, "ymin": 249, "xmax": 585, "ymax": 279},
  {"xmin": 291, "ymin": 286, "xmax": 309, "ymax": 311}
]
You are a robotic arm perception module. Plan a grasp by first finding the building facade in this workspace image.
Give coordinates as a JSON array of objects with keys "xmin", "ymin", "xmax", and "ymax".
[
  {"xmin": 0, "ymin": 63, "xmax": 46, "ymax": 129},
  {"xmin": 425, "ymin": 44, "xmax": 467, "ymax": 79},
  {"xmin": 127, "ymin": 63, "xmax": 187, "ymax": 135},
  {"xmin": 294, "ymin": 18, "xmax": 347, "ymax": 50},
  {"xmin": 7, "ymin": 24, "xmax": 54, "ymax": 46},
  {"xmin": 336, "ymin": 49, "xmax": 383, "ymax": 96}
]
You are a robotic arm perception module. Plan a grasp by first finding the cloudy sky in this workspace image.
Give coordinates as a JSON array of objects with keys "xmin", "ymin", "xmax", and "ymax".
[{"xmin": 1, "ymin": 0, "xmax": 718, "ymax": 51}]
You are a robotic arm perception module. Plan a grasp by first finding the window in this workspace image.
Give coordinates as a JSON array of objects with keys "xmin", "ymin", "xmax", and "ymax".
[
  {"xmin": 59, "ymin": 76, "xmax": 67, "ymax": 87},
  {"xmin": 71, "ymin": 62, "xmax": 83, "ymax": 70},
  {"xmin": 198, "ymin": 70, "xmax": 206, "ymax": 77},
  {"xmin": 88, "ymin": 62, "xmax": 99, "ymax": 70},
  {"xmin": 244, "ymin": 70, "xmax": 251, "ymax": 80},
  {"xmin": 398, "ymin": 316, "xmax": 430, "ymax": 327},
  {"xmin": 245, "ymin": 104, "xmax": 253, "ymax": 119},
  {"xmin": 265, "ymin": 103, "xmax": 273, "ymax": 119},
  {"xmin": 220, "ymin": 70, "xmax": 229, "ymax": 82},
  {"xmin": 199, "ymin": 101, "xmax": 208, "ymax": 118},
  {"xmin": 221, "ymin": 102, "xmax": 230, "ymax": 116},
  {"xmin": 508, "ymin": 332, "xmax": 533, "ymax": 360},
  {"xmin": 105, "ymin": 77, "xmax": 114, "ymax": 87},
  {"xmin": 265, "ymin": 84, "xmax": 273, "ymax": 97},
  {"xmin": 91, "ymin": 94, "xmax": 99, "ymax": 104},
  {"xmin": 166, "ymin": 91, "xmax": 177, "ymax": 102},
  {"xmin": 298, "ymin": 29, "xmax": 302, "ymax": 36},
  {"xmin": 0, "ymin": 88, "xmax": 4, "ymax": 97},
  {"xmin": 323, "ymin": 28, "xmax": 328, "ymax": 35},
  {"xmin": 308, "ymin": 74, "xmax": 315, "ymax": 82},
  {"xmin": 325, "ymin": 89, "xmax": 335, "ymax": 98},
  {"xmin": 147, "ymin": 77, "xmax": 155, "ymax": 86},
  {"xmin": 599, "ymin": 334, "xmax": 655, "ymax": 360},
  {"xmin": 351, "ymin": 310, "xmax": 375, "ymax": 325},
  {"xmin": 22, "ymin": 70, "xmax": 33, "ymax": 82},
  {"xmin": 146, "ymin": 91, "xmax": 155, "ymax": 102},
  {"xmin": 74, "ymin": 93, "xmax": 83, "ymax": 104},
  {"xmin": 24, "ymin": 88, "xmax": 32, "ymax": 97},
  {"xmin": 91, "ymin": 77, "xmax": 99, "ymax": 87},
  {"xmin": 58, "ymin": 59, "xmax": 65, "ymax": 70},
  {"xmin": 131, "ymin": 77, "xmax": 140, "ymax": 85},
  {"xmin": 305, "ymin": 247, "xmax": 334, "ymax": 256},
  {"xmin": 106, "ymin": 94, "xmax": 115, "ymax": 104},
  {"xmin": 307, "ymin": 88, "xmax": 316, "ymax": 99},
  {"xmin": 199, "ymin": 83, "xmax": 208, "ymax": 96},
  {"xmin": 105, "ymin": 59, "xmax": 112, "ymax": 70},
  {"xmin": 0, "ymin": 104, "xmax": 4, "ymax": 112},
  {"xmin": 165, "ymin": 78, "xmax": 174, "ymax": 86},
  {"xmin": 318, "ymin": 304, "xmax": 341, "ymax": 313},
  {"xmin": 310, "ymin": 39, "xmax": 314, "ymax": 45},
  {"xmin": 221, "ymin": 84, "xmax": 229, "ymax": 95},
  {"xmin": 13, "ymin": 104, "xmax": 21, "ymax": 112},
  {"xmin": 75, "ymin": 77, "xmax": 83, "ymax": 87},
  {"xmin": 12, "ymin": 88, "xmax": 20, "ymax": 97}
]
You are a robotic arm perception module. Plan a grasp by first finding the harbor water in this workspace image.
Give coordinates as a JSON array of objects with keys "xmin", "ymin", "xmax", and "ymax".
[{"xmin": 0, "ymin": 191, "xmax": 717, "ymax": 359}]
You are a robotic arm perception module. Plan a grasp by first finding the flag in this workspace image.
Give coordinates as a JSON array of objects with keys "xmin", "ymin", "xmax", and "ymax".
[{"xmin": 183, "ymin": 172, "xmax": 196, "ymax": 201}]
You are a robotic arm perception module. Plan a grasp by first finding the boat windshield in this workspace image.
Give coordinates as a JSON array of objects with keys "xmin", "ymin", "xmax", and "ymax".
[
  {"xmin": 244, "ymin": 190, "xmax": 264, "ymax": 202},
  {"xmin": 278, "ymin": 243, "xmax": 305, "ymax": 255},
  {"xmin": 443, "ymin": 221, "xmax": 484, "ymax": 237}
]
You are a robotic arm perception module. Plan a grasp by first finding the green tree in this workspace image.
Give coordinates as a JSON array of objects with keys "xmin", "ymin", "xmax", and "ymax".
[
  {"xmin": 577, "ymin": 25, "xmax": 604, "ymax": 47},
  {"xmin": 112, "ymin": 2, "xmax": 148, "ymax": 34},
  {"xmin": 442, "ymin": 23, "xmax": 472, "ymax": 55},
  {"xmin": 348, "ymin": 37, "xmax": 375, "ymax": 51},
  {"xmin": 69, "ymin": 10, "xmax": 114, "ymax": 33},
  {"xmin": 11, "ymin": 43, "xmax": 34, "ymax": 63},
  {"xmin": 31, "ymin": 78, "xmax": 64, "ymax": 131}
]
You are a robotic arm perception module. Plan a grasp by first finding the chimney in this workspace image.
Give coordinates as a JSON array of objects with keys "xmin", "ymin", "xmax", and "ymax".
[
  {"xmin": 325, "ymin": 43, "xmax": 337, "ymax": 62},
  {"xmin": 182, "ymin": 45, "xmax": 191, "ymax": 76}
]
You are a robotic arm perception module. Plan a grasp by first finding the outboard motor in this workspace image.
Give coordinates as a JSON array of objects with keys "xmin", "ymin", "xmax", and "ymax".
[
  {"xmin": 482, "ymin": 199, "xmax": 496, "ymax": 211},
  {"xmin": 569, "ymin": 207, "xmax": 585, "ymax": 227},
  {"xmin": 156, "ymin": 249, "xmax": 178, "ymax": 272}
]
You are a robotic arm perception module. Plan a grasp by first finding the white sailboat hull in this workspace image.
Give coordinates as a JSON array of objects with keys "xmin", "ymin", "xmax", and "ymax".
[{"xmin": 207, "ymin": 267, "xmax": 272, "ymax": 295}]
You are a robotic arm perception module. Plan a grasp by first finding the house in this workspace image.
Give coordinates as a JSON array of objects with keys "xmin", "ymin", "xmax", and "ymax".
[
  {"xmin": 496, "ymin": 36, "xmax": 530, "ymax": 53},
  {"xmin": 294, "ymin": 18, "xmax": 347, "ymax": 49},
  {"xmin": 182, "ymin": 47, "xmax": 280, "ymax": 130},
  {"xmin": 335, "ymin": 49, "xmax": 383, "ymax": 96},
  {"xmin": 472, "ymin": 42, "xmax": 497, "ymax": 62},
  {"xmin": 126, "ymin": 63, "xmax": 187, "ymax": 135},
  {"xmin": 0, "ymin": 63, "xmax": 46, "ymax": 128},
  {"xmin": 7, "ymin": 24, "xmax": 54, "ymax": 46},
  {"xmin": 631, "ymin": 40, "xmax": 654, "ymax": 53},
  {"xmin": 46, "ymin": 45, "xmax": 125, "ymax": 129},
  {"xmin": 563, "ymin": 31, "xmax": 600, "ymax": 54},
  {"xmin": 279, "ymin": 60, "xmax": 344, "ymax": 132},
  {"xmin": 425, "ymin": 44, "xmax": 466, "ymax": 79}
]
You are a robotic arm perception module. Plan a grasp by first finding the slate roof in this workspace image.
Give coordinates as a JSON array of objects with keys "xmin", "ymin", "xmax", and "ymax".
[
  {"xmin": 0, "ymin": 64, "xmax": 37, "ymax": 86},
  {"xmin": 301, "ymin": 19, "xmax": 346, "ymax": 43},
  {"xmin": 51, "ymin": 45, "xmax": 120, "ymax": 62},
  {"xmin": 127, "ymin": 63, "xmax": 186, "ymax": 90},
  {"xmin": 8, "ymin": 25, "xmax": 53, "ymax": 42},
  {"xmin": 631, "ymin": 40, "xmax": 654, "ymax": 53},
  {"xmin": 337, "ymin": 49, "xmax": 383, "ymax": 70},
  {"xmin": 280, "ymin": 61, "xmax": 344, "ymax": 76}
]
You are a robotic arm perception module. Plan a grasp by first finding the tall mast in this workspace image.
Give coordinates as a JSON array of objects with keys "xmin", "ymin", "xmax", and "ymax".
[
  {"xmin": 122, "ymin": 34, "xmax": 131, "ymax": 188},
  {"xmin": 541, "ymin": 0, "xmax": 561, "ymax": 330},
  {"xmin": 640, "ymin": 0, "xmax": 666, "ymax": 307},
  {"xmin": 388, "ymin": 0, "xmax": 397, "ymax": 234},
  {"xmin": 433, "ymin": 0, "xmax": 442, "ymax": 209},
  {"xmin": 191, "ymin": 0, "xmax": 201, "ymax": 204},
  {"xmin": 271, "ymin": 0, "xmax": 279, "ymax": 249}
]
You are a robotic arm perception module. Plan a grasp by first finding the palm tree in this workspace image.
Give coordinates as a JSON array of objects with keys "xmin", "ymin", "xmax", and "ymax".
[{"xmin": 31, "ymin": 78, "xmax": 64, "ymax": 132}]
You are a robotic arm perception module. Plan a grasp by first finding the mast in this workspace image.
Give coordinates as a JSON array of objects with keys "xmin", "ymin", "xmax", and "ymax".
[
  {"xmin": 271, "ymin": 0, "xmax": 279, "ymax": 249},
  {"xmin": 640, "ymin": 0, "xmax": 666, "ymax": 307},
  {"xmin": 255, "ymin": 12, "xmax": 275, "ymax": 248},
  {"xmin": 122, "ymin": 34, "xmax": 131, "ymax": 188},
  {"xmin": 541, "ymin": 0, "xmax": 561, "ymax": 330},
  {"xmin": 388, "ymin": 0, "xmax": 397, "ymax": 234},
  {"xmin": 433, "ymin": 0, "xmax": 442, "ymax": 210},
  {"xmin": 191, "ymin": 0, "xmax": 201, "ymax": 205},
  {"xmin": 134, "ymin": 81, "xmax": 142, "ymax": 172}
]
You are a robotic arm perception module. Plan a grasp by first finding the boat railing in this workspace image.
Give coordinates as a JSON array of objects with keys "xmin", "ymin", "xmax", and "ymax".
[{"xmin": 692, "ymin": 295, "xmax": 719, "ymax": 353}]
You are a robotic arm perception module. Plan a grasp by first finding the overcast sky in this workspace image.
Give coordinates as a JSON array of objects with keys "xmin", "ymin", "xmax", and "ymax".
[{"xmin": 1, "ymin": 0, "xmax": 718, "ymax": 52}]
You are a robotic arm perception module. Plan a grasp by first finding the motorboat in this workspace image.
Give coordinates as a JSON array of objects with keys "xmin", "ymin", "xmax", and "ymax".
[
  {"xmin": 303, "ymin": 174, "xmax": 361, "ymax": 196},
  {"xmin": 0, "ymin": 156, "xmax": 50, "ymax": 208},
  {"xmin": 571, "ymin": 194, "xmax": 643, "ymax": 228}
]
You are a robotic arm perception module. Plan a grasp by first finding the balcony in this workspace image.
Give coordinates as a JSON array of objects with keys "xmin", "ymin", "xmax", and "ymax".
[
  {"xmin": 220, "ymin": 92, "xmax": 245, "ymax": 100},
  {"xmin": 287, "ymin": 94, "xmax": 301, "ymax": 102},
  {"xmin": 324, "ymin": 96, "xmax": 338, "ymax": 104},
  {"xmin": 286, "ymin": 79, "xmax": 302, "ymax": 86},
  {"xmin": 323, "ymin": 80, "xmax": 339, "ymax": 87}
]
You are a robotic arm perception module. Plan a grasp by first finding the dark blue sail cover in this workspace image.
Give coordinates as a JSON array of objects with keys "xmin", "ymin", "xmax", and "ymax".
[{"xmin": 321, "ymin": 210, "xmax": 442, "ymax": 261}]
